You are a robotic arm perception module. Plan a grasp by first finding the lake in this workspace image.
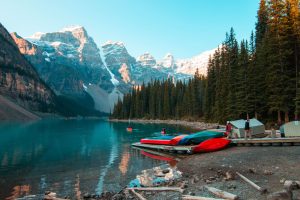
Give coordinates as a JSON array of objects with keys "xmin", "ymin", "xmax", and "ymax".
[{"xmin": 0, "ymin": 119, "xmax": 193, "ymax": 199}]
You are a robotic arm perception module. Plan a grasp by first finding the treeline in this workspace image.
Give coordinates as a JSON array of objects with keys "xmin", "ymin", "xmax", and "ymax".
[
  {"xmin": 112, "ymin": 0, "xmax": 300, "ymax": 124},
  {"xmin": 112, "ymin": 70, "xmax": 206, "ymax": 120},
  {"xmin": 206, "ymin": 0, "xmax": 300, "ymax": 124}
]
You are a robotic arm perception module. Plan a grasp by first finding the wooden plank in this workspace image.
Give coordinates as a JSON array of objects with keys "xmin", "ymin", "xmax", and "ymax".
[
  {"xmin": 205, "ymin": 186, "xmax": 238, "ymax": 200},
  {"xmin": 131, "ymin": 142, "xmax": 196, "ymax": 152},
  {"xmin": 182, "ymin": 195, "xmax": 225, "ymax": 200},
  {"xmin": 127, "ymin": 187, "xmax": 184, "ymax": 193}
]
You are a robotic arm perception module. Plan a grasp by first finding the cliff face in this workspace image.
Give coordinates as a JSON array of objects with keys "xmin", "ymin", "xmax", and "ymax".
[{"xmin": 0, "ymin": 23, "xmax": 55, "ymax": 112}]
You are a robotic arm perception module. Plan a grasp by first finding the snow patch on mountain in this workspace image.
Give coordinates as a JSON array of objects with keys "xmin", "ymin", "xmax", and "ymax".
[
  {"xmin": 27, "ymin": 32, "xmax": 45, "ymax": 40},
  {"xmin": 158, "ymin": 53, "xmax": 175, "ymax": 69},
  {"xmin": 60, "ymin": 25, "xmax": 84, "ymax": 33},
  {"xmin": 137, "ymin": 52, "xmax": 156, "ymax": 67},
  {"xmin": 176, "ymin": 48, "xmax": 217, "ymax": 75}
]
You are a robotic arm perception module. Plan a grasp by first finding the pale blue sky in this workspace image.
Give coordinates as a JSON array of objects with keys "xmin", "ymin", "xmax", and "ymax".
[{"xmin": 0, "ymin": 0, "xmax": 259, "ymax": 59}]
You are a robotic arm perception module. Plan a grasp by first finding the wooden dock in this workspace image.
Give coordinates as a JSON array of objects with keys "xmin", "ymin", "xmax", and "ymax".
[
  {"xmin": 131, "ymin": 142, "xmax": 196, "ymax": 154},
  {"xmin": 231, "ymin": 137, "xmax": 300, "ymax": 146},
  {"xmin": 132, "ymin": 137, "xmax": 300, "ymax": 155}
]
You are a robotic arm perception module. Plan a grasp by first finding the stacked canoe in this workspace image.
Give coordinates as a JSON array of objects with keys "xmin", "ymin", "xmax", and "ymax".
[{"xmin": 139, "ymin": 130, "xmax": 231, "ymax": 153}]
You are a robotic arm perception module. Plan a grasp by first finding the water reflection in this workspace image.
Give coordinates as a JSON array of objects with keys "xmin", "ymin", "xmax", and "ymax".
[
  {"xmin": 118, "ymin": 147, "xmax": 130, "ymax": 176},
  {"xmin": 6, "ymin": 185, "xmax": 30, "ymax": 200},
  {"xmin": 0, "ymin": 120, "xmax": 192, "ymax": 199}
]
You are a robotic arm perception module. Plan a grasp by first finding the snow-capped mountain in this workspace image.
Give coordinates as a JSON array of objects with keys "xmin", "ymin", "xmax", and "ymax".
[
  {"xmin": 137, "ymin": 53, "xmax": 156, "ymax": 67},
  {"xmin": 12, "ymin": 25, "xmax": 215, "ymax": 113},
  {"xmin": 13, "ymin": 26, "xmax": 115, "ymax": 112},
  {"xmin": 136, "ymin": 50, "xmax": 216, "ymax": 78},
  {"xmin": 157, "ymin": 53, "xmax": 175, "ymax": 69},
  {"xmin": 176, "ymin": 48, "xmax": 217, "ymax": 75}
]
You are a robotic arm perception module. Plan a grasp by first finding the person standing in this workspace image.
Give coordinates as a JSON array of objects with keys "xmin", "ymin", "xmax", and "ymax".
[
  {"xmin": 226, "ymin": 121, "xmax": 232, "ymax": 138},
  {"xmin": 244, "ymin": 119, "xmax": 251, "ymax": 139}
]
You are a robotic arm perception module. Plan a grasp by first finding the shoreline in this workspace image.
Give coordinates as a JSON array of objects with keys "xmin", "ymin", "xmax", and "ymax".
[{"xmin": 109, "ymin": 118, "xmax": 221, "ymax": 131}]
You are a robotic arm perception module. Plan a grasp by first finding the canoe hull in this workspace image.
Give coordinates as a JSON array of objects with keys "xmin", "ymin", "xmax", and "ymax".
[
  {"xmin": 194, "ymin": 138, "xmax": 231, "ymax": 153},
  {"xmin": 178, "ymin": 131, "xmax": 224, "ymax": 145}
]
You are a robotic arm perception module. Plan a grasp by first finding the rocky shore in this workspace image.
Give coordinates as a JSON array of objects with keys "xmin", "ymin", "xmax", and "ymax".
[
  {"xmin": 109, "ymin": 119, "xmax": 220, "ymax": 131},
  {"xmin": 25, "ymin": 145, "xmax": 300, "ymax": 200}
]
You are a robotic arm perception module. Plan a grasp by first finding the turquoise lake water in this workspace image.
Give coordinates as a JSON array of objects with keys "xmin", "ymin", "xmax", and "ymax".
[{"xmin": 0, "ymin": 119, "xmax": 193, "ymax": 199}]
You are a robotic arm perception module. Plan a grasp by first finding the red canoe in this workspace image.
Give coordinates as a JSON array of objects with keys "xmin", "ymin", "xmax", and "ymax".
[
  {"xmin": 193, "ymin": 138, "xmax": 231, "ymax": 153},
  {"xmin": 140, "ymin": 136, "xmax": 174, "ymax": 145},
  {"xmin": 169, "ymin": 135, "xmax": 187, "ymax": 146}
]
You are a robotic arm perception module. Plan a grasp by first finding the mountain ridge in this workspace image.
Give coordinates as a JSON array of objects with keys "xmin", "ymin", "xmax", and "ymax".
[{"xmin": 12, "ymin": 25, "xmax": 216, "ymax": 113}]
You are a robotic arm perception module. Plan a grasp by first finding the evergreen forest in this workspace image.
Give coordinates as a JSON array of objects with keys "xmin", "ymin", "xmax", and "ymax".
[{"xmin": 112, "ymin": 0, "xmax": 300, "ymax": 125}]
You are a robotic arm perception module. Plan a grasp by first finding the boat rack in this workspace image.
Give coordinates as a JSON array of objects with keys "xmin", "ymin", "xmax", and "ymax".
[
  {"xmin": 131, "ymin": 142, "xmax": 196, "ymax": 154},
  {"xmin": 132, "ymin": 137, "xmax": 300, "ymax": 154}
]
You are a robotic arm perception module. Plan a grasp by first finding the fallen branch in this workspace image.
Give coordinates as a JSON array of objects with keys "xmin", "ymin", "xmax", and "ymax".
[
  {"xmin": 129, "ymin": 189, "xmax": 147, "ymax": 200},
  {"xmin": 182, "ymin": 195, "xmax": 225, "ymax": 200},
  {"xmin": 127, "ymin": 187, "xmax": 184, "ymax": 193},
  {"xmin": 205, "ymin": 186, "xmax": 238, "ymax": 200},
  {"xmin": 236, "ymin": 172, "xmax": 267, "ymax": 193}
]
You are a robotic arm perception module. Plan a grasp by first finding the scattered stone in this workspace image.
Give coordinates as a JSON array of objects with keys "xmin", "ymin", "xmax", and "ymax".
[
  {"xmin": 227, "ymin": 184, "xmax": 237, "ymax": 190},
  {"xmin": 205, "ymin": 179, "xmax": 212, "ymax": 184},
  {"xmin": 112, "ymin": 193, "xmax": 124, "ymax": 200},
  {"xmin": 280, "ymin": 178, "xmax": 286, "ymax": 183},
  {"xmin": 224, "ymin": 171, "xmax": 234, "ymax": 181},
  {"xmin": 48, "ymin": 192, "xmax": 56, "ymax": 197},
  {"xmin": 284, "ymin": 180, "xmax": 299, "ymax": 191},
  {"xmin": 193, "ymin": 175, "xmax": 200, "ymax": 183},
  {"xmin": 155, "ymin": 172, "xmax": 165, "ymax": 177},
  {"xmin": 83, "ymin": 193, "xmax": 91, "ymax": 199},
  {"xmin": 264, "ymin": 170, "xmax": 274, "ymax": 175},
  {"xmin": 248, "ymin": 168, "xmax": 256, "ymax": 174},
  {"xmin": 267, "ymin": 190, "xmax": 292, "ymax": 200},
  {"xmin": 180, "ymin": 181, "xmax": 188, "ymax": 189}
]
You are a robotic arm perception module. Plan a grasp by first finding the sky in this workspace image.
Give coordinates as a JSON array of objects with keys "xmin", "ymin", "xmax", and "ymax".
[{"xmin": 0, "ymin": 0, "xmax": 259, "ymax": 59}]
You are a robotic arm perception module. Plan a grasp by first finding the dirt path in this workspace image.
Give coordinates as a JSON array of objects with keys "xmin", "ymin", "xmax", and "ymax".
[{"xmin": 0, "ymin": 94, "xmax": 40, "ymax": 121}]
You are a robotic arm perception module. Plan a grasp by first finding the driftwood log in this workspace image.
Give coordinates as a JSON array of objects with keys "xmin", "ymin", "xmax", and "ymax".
[
  {"xmin": 127, "ymin": 187, "xmax": 184, "ymax": 193},
  {"xmin": 129, "ymin": 189, "xmax": 147, "ymax": 200},
  {"xmin": 182, "ymin": 195, "xmax": 225, "ymax": 200},
  {"xmin": 205, "ymin": 186, "xmax": 238, "ymax": 200},
  {"xmin": 236, "ymin": 172, "xmax": 267, "ymax": 193}
]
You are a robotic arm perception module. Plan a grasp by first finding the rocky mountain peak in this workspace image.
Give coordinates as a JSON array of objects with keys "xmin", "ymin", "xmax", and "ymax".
[
  {"xmin": 101, "ymin": 40, "xmax": 136, "ymax": 75},
  {"xmin": 102, "ymin": 41, "xmax": 128, "ymax": 57},
  {"xmin": 27, "ymin": 25, "xmax": 103, "ymax": 67},
  {"xmin": 136, "ymin": 52, "xmax": 156, "ymax": 67},
  {"xmin": 158, "ymin": 53, "xmax": 175, "ymax": 68}
]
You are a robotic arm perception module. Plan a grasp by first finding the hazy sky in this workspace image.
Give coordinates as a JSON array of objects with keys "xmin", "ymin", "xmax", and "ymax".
[{"xmin": 0, "ymin": 0, "xmax": 259, "ymax": 59}]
